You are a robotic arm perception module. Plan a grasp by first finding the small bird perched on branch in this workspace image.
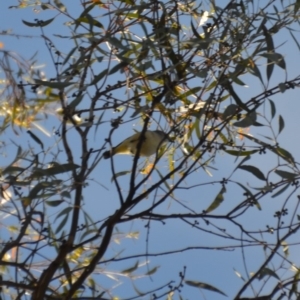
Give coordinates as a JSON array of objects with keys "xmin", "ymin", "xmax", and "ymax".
[{"xmin": 103, "ymin": 130, "xmax": 170, "ymax": 159}]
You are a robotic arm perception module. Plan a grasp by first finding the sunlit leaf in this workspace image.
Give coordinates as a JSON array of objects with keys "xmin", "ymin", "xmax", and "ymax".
[
  {"xmin": 54, "ymin": 0, "xmax": 67, "ymax": 12},
  {"xmin": 205, "ymin": 186, "xmax": 226, "ymax": 213},
  {"xmin": 121, "ymin": 261, "xmax": 139, "ymax": 274},
  {"xmin": 281, "ymin": 241, "xmax": 289, "ymax": 257},
  {"xmin": 224, "ymin": 150, "xmax": 259, "ymax": 156}
]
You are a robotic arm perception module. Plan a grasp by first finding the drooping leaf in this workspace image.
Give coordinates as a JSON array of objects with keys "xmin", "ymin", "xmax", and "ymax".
[
  {"xmin": 268, "ymin": 99, "xmax": 276, "ymax": 119},
  {"xmin": 260, "ymin": 52, "xmax": 286, "ymax": 70},
  {"xmin": 278, "ymin": 115, "xmax": 284, "ymax": 134},
  {"xmin": 235, "ymin": 182, "xmax": 261, "ymax": 210},
  {"xmin": 274, "ymin": 169, "xmax": 297, "ymax": 180},
  {"xmin": 271, "ymin": 183, "xmax": 290, "ymax": 198},
  {"xmin": 111, "ymin": 170, "xmax": 132, "ymax": 182},
  {"xmin": 55, "ymin": 207, "xmax": 73, "ymax": 221},
  {"xmin": 238, "ymin": 165, "xmax": 266, "ymax": 181},
  {"xmin": 223, "ymin": 104, "xmax": 239, "ymax": 120},
  {"xmin": 27, "ymin": 130, "xmax": 44, "ymax": 150},
  {"xmin": 262, "ymin": 25, "xmax": 275, "ymax": 81},
  {"xmin": 258, "ymin": 267, "xmax": 280, "ymax": 280},
  {"xmin": 34, "ymin": 79, "xmax": 75, "ymax": 89},
  {"xmin": 205, "ymin": 186, "xmax": 226, "ymax": 213},
  {"xmin": 55, "ymin": 214, "xmax": 68, "ymax": 234},
  {"xmin": 22, "ymin": 18, "xmax": 55, "ymax": 27},
  {"xmin": 185, "ymin": 280, "xmax": 227, "ymax": 297},
  {"xmin": 31, "ymin": 163, "xmax": 80, "ymax": 178},
  {"xmin": 224, "ymin": 149, "xmax": 259, "ymax": 156},
  {"xmin": 145, "ymin": 266, "xmax": 160, "ymax": 276},
  {"xmin": 275, "ymin": 147, "xmax": 295, "ymax": 165},
  {"xmin": 46, "ymin": 200, "xmax": 64, "ymax": 207},
  {"xmin": 29, "ymin": 181, "xmax": 53, "ymax": 199},
  {"xmin": 121, "ymin": 261, "xmax": 139, "ymax": 274},
  {"xmin": 69, "ymin": 94, "xmax": 84, "ymax": 109}
]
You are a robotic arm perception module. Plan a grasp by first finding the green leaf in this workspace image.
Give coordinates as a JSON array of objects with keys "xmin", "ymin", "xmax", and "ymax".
[
  {"xmin": 29, "ymin": 181, "xmax": 53, "ymax": 199},
  {"xmin": 191, "ymin": 20, "xmax": 202, "ymax": 40},
  {"xmin": 274, "ymin": 170, "xmax": 297, "ymax": 180},
  {"xmin": 27, "ymin": 130, "xmax": 44, "ymax": 150},
  {"xmin": 278, "ymin": 115, "xmax": 284, "ymax": 134},
  {"xmin": 258, "ymin": 267, "xmax": 280, "ymax": 280},
  {"xmin": 121, "ymin": 261, "xmax": 139, "ymax": 274},
  {"xmin": 261, "ymin": 52, "xmax": 286, "ymax": 70},
  {"xmin": 75, "ymin": 15, "xmax": 103, "ymax": 29},
  {"xmin": 271, "ymin": 183, "xmax": 290, "ymax": 198},
  {"xmin": 185, "ymin": 280, "xmax": 227, "ymax": 297},
  {"xmin": 235, "ymin": 182, "xmax": 261, "ymax": 210},
  {"xmin": 111, "ymin": 170, "xmax": 132, "ymax": 182},
  {"xmin": 233, "ymin": 111, "xmax": 256, "ymax": 128},
  {"xmin": 233, "ymin": 116, "xmax": 253, "ymax": 128},
  {"xmin": 109, "ymin": 61, "xmax": 130, "ymax": 75},
  {"xmin": 248, "ymin": 62, "xmax": 263, "ymax": 84},
  {"xmin": 205, "ymin": 186, "xmax": 226, "ymax": 213},
  {"xmin": 62, "ymin": 46, "xmax": 78, "ymax": 66},
  {"xmin": 69, "ymin": 94, "xmax": 84, "ymax": 109},
  {"xmin": 295, "ymin": 0, "xmax": 300, "ymax": 13},
  {"xmin": 268, "ymin": 99, "xmax": 276, "ymax": 119},
  {"xmin": 46, "ymin": 200, "xmax": 64, "ymax": 207},
  {"xmin": 238, "ymin": 165, "xmax": 266, "ymax": 181},
  {"xmin": 55, "ymin": 214, "xmax": 68, "ymax": 234},
  {"xmin": 22, "ymin": 18, "xmax": 55, "ymax": 27},
  {"xmin": 3, "ymin": 166, "xmax": 25, "ymax": 174},
  {"xmin": 53, "ymin": 0, "xmax": 67, "ymax": 12},
  {"xmin": 31, "ymin": 163, "xmax": 80, "ymax": 178},
  {"xmin": 90, "ymin": 69, "xmax": 108, "ymax": 85},
  {"xmin": 275, "ymin": 147, "xmax": 295, "ymax": 165},
  {"xmin": 224, "ymin": 149, "xmax": 259, "ymax": 156},
  {"xmin": 223, "ymin": 104, "xmax": 239, "ymax": 120},
  {"xmin": 290, "ymin": 30, "xmax": 300, "ymax": 51},
  {"xmin": 262, "ymin": 25, "xmax": 275, "ymax": 81},
  {"xmin": 34, "ymin": 79, "xmax": 75, "ymax": 89},
  {"xmin": 240, "ymin": 134, "xmax": 295, "ymax": 165},
  {"xmin": 145, "ymin": 266, "xmax": 160, "ymax": 276},
  {"xmin": 55, "ymin": 207, "xmax": 72, "ymax": 221}
]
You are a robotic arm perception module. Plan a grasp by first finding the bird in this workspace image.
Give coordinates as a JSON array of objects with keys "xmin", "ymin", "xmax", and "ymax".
[{"xmin": 103, "ymin": 130, "xmax": 170, "ymax": 159}]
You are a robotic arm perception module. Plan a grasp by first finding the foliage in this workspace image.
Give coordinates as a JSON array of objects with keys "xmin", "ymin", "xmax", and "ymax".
[{"xmin": 1, "ymin": 0, "xmax": 300, "ymax": 299}]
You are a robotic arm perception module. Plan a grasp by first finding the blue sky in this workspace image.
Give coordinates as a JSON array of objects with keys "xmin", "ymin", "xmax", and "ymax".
[{"xmin": 1, "ymin": 1, "xmax": 300, "ymax": 299}]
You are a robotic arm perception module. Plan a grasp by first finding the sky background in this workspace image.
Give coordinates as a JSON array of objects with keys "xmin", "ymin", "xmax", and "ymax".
[{"xmin": 1, "ymin": 1, "xmax": 300, "ymax": 299}]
